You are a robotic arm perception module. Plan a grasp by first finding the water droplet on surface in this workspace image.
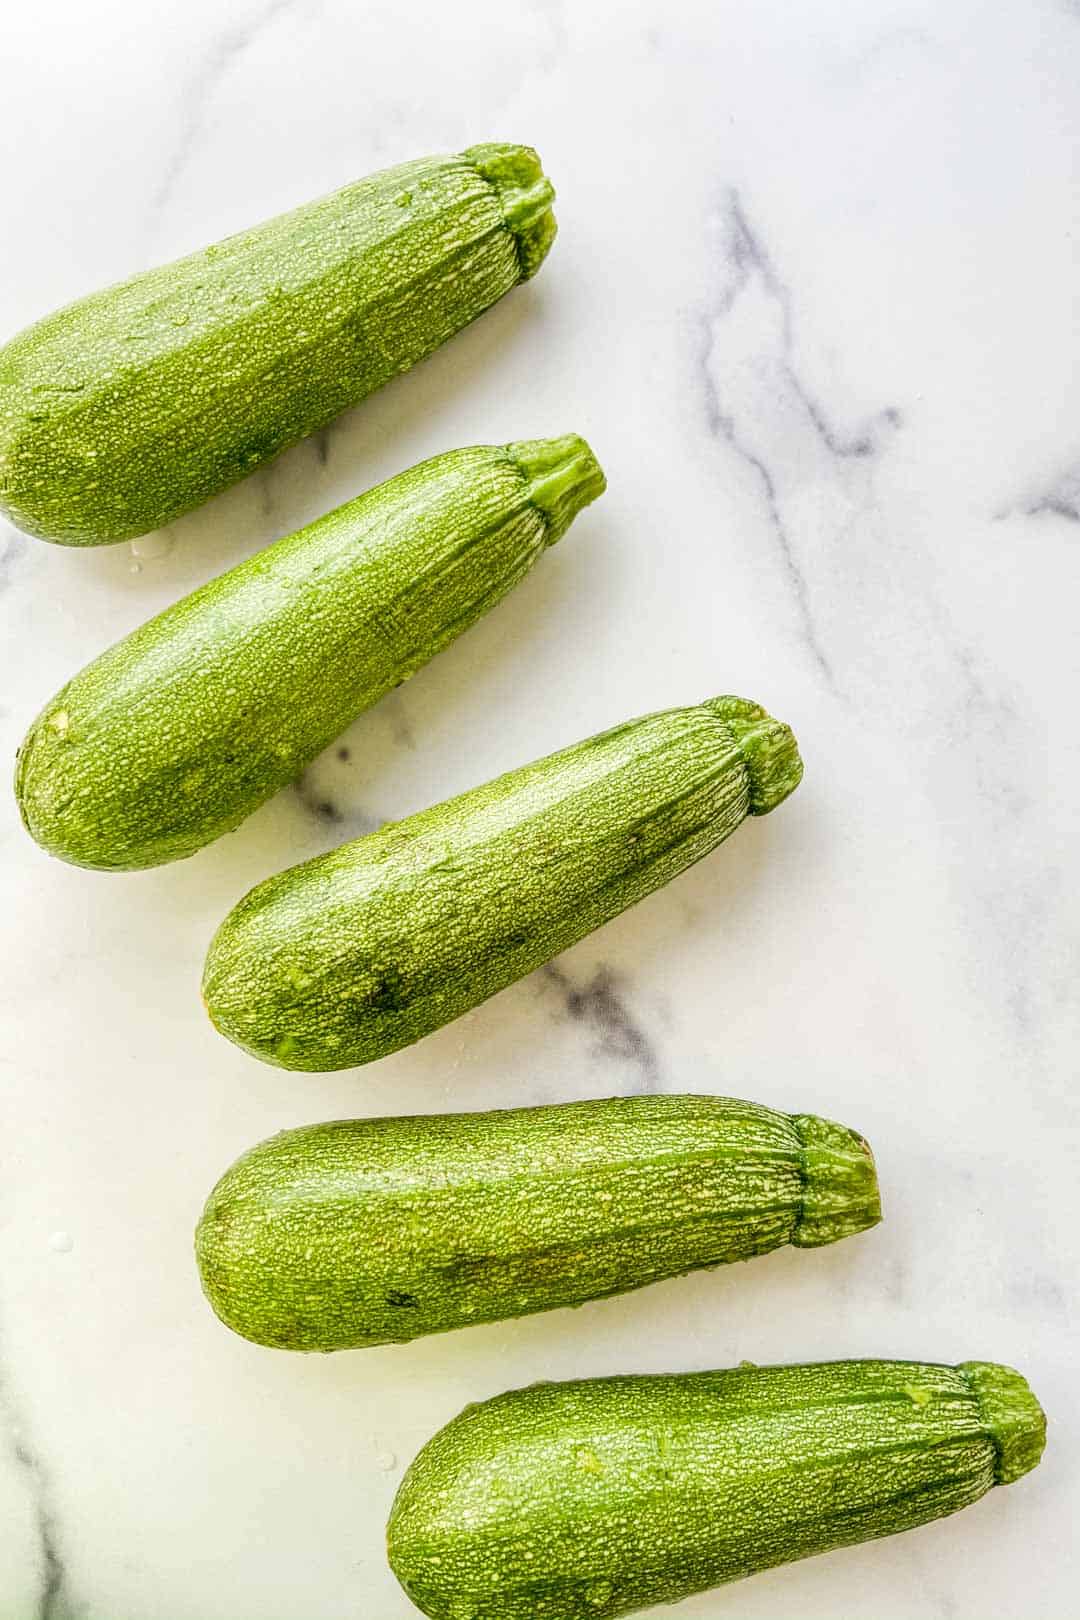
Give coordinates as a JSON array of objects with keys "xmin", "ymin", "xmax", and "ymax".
[
  {"xmin": 49, "ymin": 1230, "xmax": 73, "ymax": 1253},
  {"xmin": 130, "ymin": 531, "xmax": 174, "ymax": 563},
  {"xmin": 374, "ymin": 1450, "xmax": 397, "ymax": 1472},
  {"xmin": 129, "ymin": 562, "xmax": 142, "ymax": 574}
]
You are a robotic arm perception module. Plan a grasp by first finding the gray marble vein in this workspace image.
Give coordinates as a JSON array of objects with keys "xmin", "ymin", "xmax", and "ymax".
[
  {"xmin": 312, "ymin": 427, "xmax": 333, "ymax": 469},
  {"xmin": 150, "ymin": 0, "xmax": 316, "ymax": 225},
  {"xmin": 0, "ymin": 526, "xmax": 29, "ymax": 593},
  {"xmin": 1028, "ymin": 495, "xmax": 1080, "ymax": 523},
  {"xmin": 1007, "ymin": 467, "xmax": 1080, "ymax": 524},
  {"xmin": 952, "ymin": 647, "xmax": 1032, "ymax": 828},
  {"xmin": 699, "ymin": 310, "xmax": 834, "ymax": 686},
  {"xmin": 1, "ymin": 1355, "xmax": 73, "ymax": 1620},
  {"xmin": 289, "ymin": 768, "xmax": 383, "ymax": 839},
  {"xmin": 291, "ymin": 770, "xmax": 347, "ymax": 827},
  {"xmin": 712, "ymin": 192, "xmax": 900, "ymax": 462},
  {"xmin": 541, "ymin": 962, "xmax": 661, "ymax": 1092},
  {"xmin": 289, "ymin": 764, "xmax": 386, "ymax": 842},
  {"xmin": 383, "ymin": 690, "xmax": 416, "ymax": 752},
  {"xmin": 524, "ymin": 0, "xmax": 568, "ymax": 69},
  {"xmin": 943, "ymin": 640, "xmax": 1047, "ymax": 1036},
  {"xmin": 256, "ymin": 459, "xmax": 280, "ymax": 521},
  {"xmin": 697, "ymin": 189, "xmax": 900, "ymax": 687}
]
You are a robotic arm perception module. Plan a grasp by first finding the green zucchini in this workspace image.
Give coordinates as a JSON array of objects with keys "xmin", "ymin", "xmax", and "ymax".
[
  {"xmin": 202, "ymin": 694, "xmax": 803, "ymax": 1070},
  {"xmin": 194, "ymin": 1094, "xmax": 880, "ymax": 1352},
  {"xmin": 388, "ymin": 1358, "xmax": 1046, "ymax": 1619},
  {"xmin": 0, "ymin": 143, "xmax": 555, "ymax": 544},
  {"xmin": 14, "ymin": 435, "xmax": 602, "ymax": 870}
]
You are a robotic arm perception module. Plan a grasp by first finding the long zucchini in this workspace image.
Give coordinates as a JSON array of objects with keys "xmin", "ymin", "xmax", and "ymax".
[
  {"xmin": 14, "ymin": 435, "xmax": 602, "ymax": 870},
  {"xmin": 0, "ymin": 143, "xmax": 555, "ymax": 544},
  {"xmin": 202, "ymin": 694, "xmax": 803, "ymax": 1069},
  {"xmin": 195, "ymin": 1094, "xmax": 880, "ymax": 1351},
  {"xmin": 388, "ymin": 1358, "xmax": 1046, "ymax": 1619}
]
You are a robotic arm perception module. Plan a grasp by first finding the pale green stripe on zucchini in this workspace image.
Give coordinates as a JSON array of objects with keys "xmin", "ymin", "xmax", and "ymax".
[
  {"xmin": 195, "ymin": 1094, "xmax": 880, "ymax": 1352},
  {"xmin": 387, "ymin": 1358, "xmax": 1046, "ymax": 1619},
  {"xmin": 0, "ymin": 143, "xmax": 555, "ymax": 544},
  {"xmin": 202, "ymin": 694, "xmax": 803, "ymax": 1071},
  {"xmin": 15, "ymin": 435, "xmax": 603, "ymax": 870}
]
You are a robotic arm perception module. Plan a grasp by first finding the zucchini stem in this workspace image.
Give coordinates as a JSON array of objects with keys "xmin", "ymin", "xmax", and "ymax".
[
  {"xmin": 507, "ymin": 433, "xmax": 607, "ymax": 544},
  {"xmin": 961, "ymin": 1360, "xmax": 1047, "ymax": 1484},
  {"xmin": 704, "ymin": 694, "xmax": 804, "ymax": 815},
  {"xmin": 792, "ymin": 1113, "xmax": 882, "ymax": 1247},
  {"xmin": 464, "ymin": 141, "xmax": 557, "ymax": 279}
]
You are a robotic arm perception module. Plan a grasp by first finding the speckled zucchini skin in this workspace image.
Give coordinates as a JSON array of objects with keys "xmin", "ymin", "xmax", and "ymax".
[
  {"xmin": 388, "ymin": 1358, "xmax": 1046, "ymax": 1620},
  {"xmin": 202, "ymin": 694, "xmax": 803, "ymax": 1070},
  {"xmin": 14, "ymin": 436, "xmax": 601, "ymax": 870},
  {"xmin": 0, "ymin": 143, "xmax": 556, "ymax": 544},
  {"xmin": 195, "ymin": 1094, "xmax": 880, "ymax": 1352}
]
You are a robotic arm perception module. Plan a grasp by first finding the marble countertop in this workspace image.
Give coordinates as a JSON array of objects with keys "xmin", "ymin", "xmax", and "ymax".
[{"xmin": 2, "ymin": 1, "xmax": 1078, "ymax": 1616}]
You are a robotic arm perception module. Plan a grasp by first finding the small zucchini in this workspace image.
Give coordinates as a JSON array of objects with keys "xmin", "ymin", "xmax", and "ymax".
[
  {"xmin": 0, "ymin": 143, "xmax": 555, "ymax": 544},
  {"xmin": 202, "ymin": 694, "xmax": 803, "ymax": 1070},
  {"xmin": 194, "ymin": 1094, "xmax": 880, "ymax": 1352},
  {"xmin": 15, "ymin": 435, "xmax": 602, "ymax": 870},
  {"xmin": 388, "ymin": 1358, "xmax": 1046, "ymax": 1619}
]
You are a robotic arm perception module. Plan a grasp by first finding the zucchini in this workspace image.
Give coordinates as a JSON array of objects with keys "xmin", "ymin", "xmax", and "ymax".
[
  {"xmin": 202, "ymin": 694, "xmax": 803, "ymax": 1070},
  {"xmin": 14, "ymin": 434, "xmax": 602, "ymax": 870},
  {"xmin": 388, "ymin": 1358, "xmax": 1047, "ymax": 1619},
  {"xmin": 0, "ymin": 143, "xmax": 555, "ymax": 544},
  {"xmin": 194, "ymin": 1094, "xmax": 880, "ymax": 1352}
]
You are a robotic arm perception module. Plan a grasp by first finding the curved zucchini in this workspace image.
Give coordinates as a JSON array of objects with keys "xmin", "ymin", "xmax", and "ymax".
[
  {"xmin": 202, "ymin": 694, "xmax": 803, "ymax": 1070},
  {"xmin": 195, "ymin": 1094, "xmax": 880, "ymax": 1351},
  {"xmin": 388, "ymin": 1359, "xmax": 1046, "ymax": 1619},
  {"xmin": 0, "ymin": 143, "xmax": 555, "ymax": 544},
  {"xmin": 14, "ymin": 435, "xmax": 602, "ymax": 870}
]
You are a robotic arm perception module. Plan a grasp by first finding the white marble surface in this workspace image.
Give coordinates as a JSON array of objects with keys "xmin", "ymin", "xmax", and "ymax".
[{"xmin": 2, "ymin": 1, "xmax": 1078, "ymax": 1615}]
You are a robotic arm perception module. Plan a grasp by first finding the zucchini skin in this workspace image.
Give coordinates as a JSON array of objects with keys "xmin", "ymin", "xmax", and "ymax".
[
  {"xmin": 194, "ymin": 1094, "xmax": 880, "ymax": 1352},
  {"xmin": 202, "ymin": 694, "xmax": 803, "ymax": 1070},
  {"xmin": 388, "ymin": 1359, "xmax": 1046, "ymax": 1620},
  {"xmin": 14, "ymin": 435, "xmax": 602, "ymax": 871},
  {"xmin": 0, "ymin": 143, "xmax": 555, "ymax": 544}
]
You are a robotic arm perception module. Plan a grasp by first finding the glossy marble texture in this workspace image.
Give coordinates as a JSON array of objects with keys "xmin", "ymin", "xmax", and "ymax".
[{"xmin": 1, "ymin": 2, "xmax": 1078, "ymax": 1617}]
